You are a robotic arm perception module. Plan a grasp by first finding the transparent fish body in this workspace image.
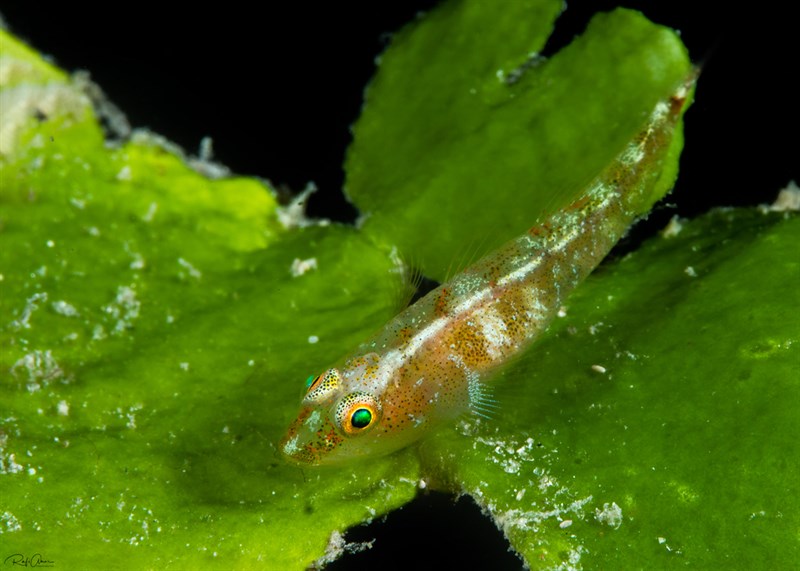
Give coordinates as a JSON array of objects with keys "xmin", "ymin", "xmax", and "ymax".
[{"xmin": 281, "ymin": 76, "xmax": 695, "ymax": 466}]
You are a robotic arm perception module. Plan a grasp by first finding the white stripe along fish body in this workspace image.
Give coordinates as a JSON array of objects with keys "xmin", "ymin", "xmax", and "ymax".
[{"xmin": 281, "ymin": 75, "xmax": 695, "ymax": 466}]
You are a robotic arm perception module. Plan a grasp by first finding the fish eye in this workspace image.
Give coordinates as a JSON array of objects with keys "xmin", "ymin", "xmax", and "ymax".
[
  {"xmin": 305, "ymin": 374, "xmax": 321, "ymax": 392},
  {"xmin": 350, "ymin": 408, "xmax": 372, "ymax": 429},
  {"xmin": 303, "ymin": 369, "xmax": 340, "ymax": 403},
  {"xmin": 335, "ymin": 392, "xmax": 381, "ymax": 435}
]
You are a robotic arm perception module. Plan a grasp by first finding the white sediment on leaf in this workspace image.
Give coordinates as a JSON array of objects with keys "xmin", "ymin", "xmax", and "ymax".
[
  {"xmin": 0, "ymin": 80, "xmax": 90, "ymax": 156},
  {"xmin": 290, "ymin": 257, "xmax": 318, "ymax": 277},
  {"xmin": 594, "ymin": 502, "xmax": 623, "ymax": 529},
  {"xmin": 104, "ymin": 285, "xmax": 141, "ymax": 334},
  {"xmin": 52, "ymin": 300, "xmax": 79, "ymax": 317},
  {"xmin": 177, "ymin": 258, "xmax": 202, "ymax": 280},
  {"xmin": 0, "ymin": 511, "xmax": 22, "ymax": 533},
  {"xmin": 312, "ymin": 530, "xmax": 374, "ymax": 567},
  {"xmin": 9, "ymin": 349, "xmax": 65, "ymax": 392},
  {"xmin": 9, "ymin": 292, "xmax": 48, "ymax": 330},
  {"xmin": 661, "ymin": 215, "xmax": 685, "ymax": 238},
  {"xmin": 277, "ymin": 183, "xmax": 327, "ymax": 229},
  {"xmin": 762, "ymin": 180, "xmax": 800, "ymax": 212}
]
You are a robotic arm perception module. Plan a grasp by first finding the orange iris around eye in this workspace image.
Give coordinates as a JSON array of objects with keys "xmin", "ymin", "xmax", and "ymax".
[{"xmin": 336, "ymin": 392, "xmax": 380, "ymax": 435}]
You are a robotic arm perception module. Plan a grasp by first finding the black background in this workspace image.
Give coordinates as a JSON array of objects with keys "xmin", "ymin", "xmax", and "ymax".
[{"xmin": 2, "ymin": 2, "xmax": 797, "ymax": 569}]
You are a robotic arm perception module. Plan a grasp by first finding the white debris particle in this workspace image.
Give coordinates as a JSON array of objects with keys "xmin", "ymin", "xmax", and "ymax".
[
  {"xmin": 0, "ymin": 438, "xmax": 25, "ymax": 475},
  {"xmin": 617, "ymin": 350, "xmax": 639, "ymax": 361},
  {"xmin": 186, "ymin": 136, "xmax": 230, "ymax": 178},
  {"xmin": 538, "ymin": 472, "xmax": 556, "ymax": 492},
  {"xmin": 121, "ymin": 404, "xmax": 144, "ymax": 430},
  {"xmin": 591, "ymin": 364, "xmax": 607, "ymax": 374},
  {"xmin": 129, "ymin": 252, "xmax": 146, "ymax": 270},
  {"xmin": 198, "ymin": 136, "xmax": 214, "ymax": 161},
  {"xmin": 684, "ymin": 266, "xmax": 697, "ymax": 278},
  {"xmin": 177, "ymin": 257, "xmax": 202, "ymax": 279},
  {"xmin": 1, "ymin": 453, "xmax": 24, "ymax": 475},
  {"xmin": 595, "ymin": 502, "xmax": 623, "ymax": 529},
  {"xmin": 503, "ymin": 458, "xmax": 521, "ymax": 474},
  {"xmin": 248, "ymin": 359, "xmax": 255, "ymax": 366},
  {"xmin": 312, "ymin": 530, "xmax": 374, "ymax": 567},
  {"xmin": 308, "ymin": 335, "xmax": 319, "ymax": 344},
  {"xmin": 1, "ymin": 511, "xmax": 22, "ymax": 534},
  {"xmin": 620, "ymin": 144, "xmax": 645, "ymax": 166},
  {"xmin": 557, "ymin": 306, "xmax": 568, "ymax": 318},
  {"xmin": 104, "ymin": 285, "xmax": 141, "ymax": 334},
  {"xmin": 418, "ymin": 479, "xmax": 427, "ymax": 490},
  {"xmin": 116, "ymin": 165, "xmax": 132, "ymax": 181},
  {"xmin": 658, "ymin": 536, "xmax": 667, "ymax": 544},
  {"xmin": 92, "ymin": 324, "xmax": 107, "ymax": 340},
  {"xmin": 290, "ymin": 257, "xmax": 318, "ymax": 277},
  {"xmin": 762, "ymin": 180, "xmax": 800, "ymax": 212},
  {"xmin": 470, "ymin": 430, "xmax": 600, "ymax": 569},
  {"xmin": 661, "ymin": 215, "xmax": 685, "ymax": 238},
  {"xmin": 652, "ymin": 100, "xmax": 670, "ymax": 120},
  {"xmin": 10, "ymin": 350, "xmax": 65, "ymax": 392},
  {"xmin": 57, "ymin": 400, "xmax": 69, "ymax": 416},
  {"xmin": 179, "ymin": 362, "xmax": 190, "ymax": 372},
  {"xmin": 52, "ymin": 300, "xmax": 79, "ymax": 317},
  {"xmin": 142, "ymin": 201, "xmax": 158, "ymax": 222},
  {"xmin": 46, "ymin": 240, "xmax": 55, "ymax": 248},
  {"xmin": 553, "ymin": 545, "xmax": 586, "ymax": 571},
  {"xmin": 491, "ymin": 494, "xmax": 593, "ymax": 534},
  {"xmin": 166, "ymin": 314, "xmax": 175, "ymax": 324},
  {"xmin": 10, "ymin": 292, "xmax": 48, "ymax": 330},
  {"xmin": 86, "ymin": 226, "xmax": 100, "ymax": 236},
  {"xmin": 70, "ymin": 197, "xmax": 86, "ymax": 209},
  {"xmin": 276, "ymin": 183, "xmax": 323, "ymax": 229}
]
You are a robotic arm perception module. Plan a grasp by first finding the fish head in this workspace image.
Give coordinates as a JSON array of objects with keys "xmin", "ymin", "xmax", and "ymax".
[{"xmin": 280, "ymin": 365, "xmax": 389, "ymax": 466}]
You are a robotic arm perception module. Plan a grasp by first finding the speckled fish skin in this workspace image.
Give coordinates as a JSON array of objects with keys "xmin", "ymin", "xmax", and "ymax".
[{"xmin": 281, "ymin": 75, "xmax": 695, "ymax": 466}]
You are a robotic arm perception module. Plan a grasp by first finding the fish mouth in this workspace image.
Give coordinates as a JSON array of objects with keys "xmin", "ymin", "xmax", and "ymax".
[
  {"xmin": 279, "ymin": 432, "xmax": 320, "ymax": 465},
  {"xmin": 279, "ymin": 413, "xmax": 320, "ymax": 465},
  {"xmin": 279, "ymin": 408, "xmax": 342, "ymax": 466}
]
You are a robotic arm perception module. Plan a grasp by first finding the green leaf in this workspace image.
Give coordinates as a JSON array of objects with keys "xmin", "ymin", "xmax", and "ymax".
[
  {"xmin": 346, "ymin": 3, "xmax": 691, "ymax": 280},
  {"xmin": 419, "ymin": 208, "xmax": 800, "ymax": 568},
  {"xmin": 0, "ymin": 29, "xmax": 418, "ymax": 570}
]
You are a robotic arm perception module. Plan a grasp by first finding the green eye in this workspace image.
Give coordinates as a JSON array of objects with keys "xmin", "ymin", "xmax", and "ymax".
[
  {"xmin": 304, "ymin": 370, "xmax": 342, "ymax": 402},
  {"xmin": 350, "ymin": 408, "xmax": 373, "ymax": 429},
  {"xmin": 335, "ymin": 391, "xmax": 380, "ymax": 434},
  {"xmin": 305, "ymin": 374, "xmax": 324, "ymax": 393}
]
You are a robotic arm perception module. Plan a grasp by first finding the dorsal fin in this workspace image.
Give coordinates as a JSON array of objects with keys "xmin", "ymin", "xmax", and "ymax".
[{"xmin": 389, "ymin": 246, "xmax": 441, "ymax": 312}]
